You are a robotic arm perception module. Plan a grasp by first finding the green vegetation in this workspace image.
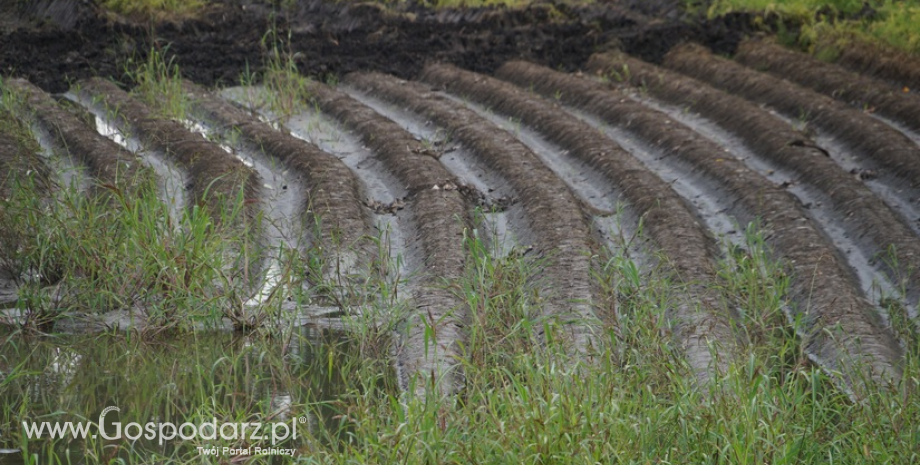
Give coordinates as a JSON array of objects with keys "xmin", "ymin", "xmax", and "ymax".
[
  {"xmin": 3, "ymin": 32, "xmax": 919, "ymax": 464},
  {"xmin": 692, "ymin": 0, "xmax": 920, "ymax": 55},
  {"xmin": 126, "ymin": 45, "xmax": 190, "ymax": 120},
  {"xmin": 2, "ymin": 215, "xmax": 918, "ymax": 462}
]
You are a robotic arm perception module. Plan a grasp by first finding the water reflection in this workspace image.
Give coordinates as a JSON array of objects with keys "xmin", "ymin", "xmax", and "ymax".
[{"xmin": 0, "ymin": 326, "xmax": 358, "ymax": 463}]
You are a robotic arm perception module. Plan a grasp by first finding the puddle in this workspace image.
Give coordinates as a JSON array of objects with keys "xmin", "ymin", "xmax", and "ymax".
[{"xmin": 0, "ymin": 327, "xmax": 380, "ymax": 463}]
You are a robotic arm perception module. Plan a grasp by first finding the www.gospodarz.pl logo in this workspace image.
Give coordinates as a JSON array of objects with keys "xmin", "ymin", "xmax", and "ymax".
[{"xmin": 22, "ymin": 406, "xmax": 304, "ymax": 450}]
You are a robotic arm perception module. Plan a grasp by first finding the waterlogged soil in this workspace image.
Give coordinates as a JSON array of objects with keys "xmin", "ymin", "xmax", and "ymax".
[
  {"xmin": 0, "ymin": 327, "xmax": 382, "ymax": 463},
  {"xmin": 3, "ymin": 0, "xmax": 920, "ymax": 442}
]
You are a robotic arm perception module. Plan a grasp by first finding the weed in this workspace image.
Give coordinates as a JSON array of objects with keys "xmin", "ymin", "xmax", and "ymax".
[
  {"xmin": 260, "ymin": 25, "xmax": 312, "ymax": 118},
  {"xmin": 125, "ymin": 44, "xmax": 190, "ymax": 120}
]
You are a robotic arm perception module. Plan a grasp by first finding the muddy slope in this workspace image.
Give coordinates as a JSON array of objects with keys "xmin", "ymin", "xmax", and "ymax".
[
  {"xmin": 498, "ymin": 60, "xmax": 904, "ymax": 391},
  {"xmin": 419, "ymin": 63, "xmax": 742, "ymax": 387}
]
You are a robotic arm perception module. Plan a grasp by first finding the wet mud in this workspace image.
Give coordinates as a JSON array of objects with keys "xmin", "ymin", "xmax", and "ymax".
[
  {"xmin": 498, "ymin": 60, "xmax": 904, "ymax": 392},
  {"xmin": 344, "ymin": 71, "xmax": 600, "ymax": 355},
  {"xmin": 419, "ymin": 63, "xmax": 742, "ymax": 387}
]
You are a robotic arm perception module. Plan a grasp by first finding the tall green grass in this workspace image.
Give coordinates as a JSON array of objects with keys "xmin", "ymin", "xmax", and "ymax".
[{"xmin": 694, "ymin": 0, "xmax": 920, "ymax": 55}]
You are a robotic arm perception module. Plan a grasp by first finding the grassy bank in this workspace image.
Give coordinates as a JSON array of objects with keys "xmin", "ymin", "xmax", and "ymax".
[{"xmin": 691, "ymin": 0, "xmax": 920, "ymax": 56}]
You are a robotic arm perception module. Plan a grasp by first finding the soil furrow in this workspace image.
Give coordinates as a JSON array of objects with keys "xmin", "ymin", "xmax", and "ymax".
[
  {"xmin": 435, "ymin": 86, "xmax": 640, "ymax": 254},
  {"xmin": 816, "ymin": 38, "xmax": 920, "ymax": 92},
  {"xmin": 6, "ymin": 79, "xmax": 148, "ymax": 194},
  {"xmin": 420, "ymin": 64, "xmax": 742, "ymax": 386},
  {"xmin": 0, "ymin": 117, "xmax": 52, "ymax": 305},
  {"xmin": 734, "ymin": 39, "xmax": 920, "ymax": 136},
  {"xmin": 497, "ymin": 60, "xmax": 904, "ymax": 393},
  {"xmin": 85, "ymin": 107, "xmax": 187, "ymax": 230},
  {"xmin": 181, "ymin": 81, "xmax": 373, "ymax": 285},
  {"xmin": 345, "ymin": 71, "xmax": 600, "ymax": 355},
  {"xmin": 662, "ymin": 44, "xmax": 920, "ymax": 207},
  {"xmin": 305, "ymin": 81, "xmax": 473, "ymax": 396},
  {"xmin": 339, "ymin": 87, "xmax": 518, "ymax": 259},
  {"xmin": 266, "ymin": 94, "xmax": 408, "ymax": 281},
  {"xmin": 76, "ymin": 78, "xmax": 262, "ymax": 231},
  {"xmin": 588, "ymin": 51, "xmax": 920, "ymax": 311}
]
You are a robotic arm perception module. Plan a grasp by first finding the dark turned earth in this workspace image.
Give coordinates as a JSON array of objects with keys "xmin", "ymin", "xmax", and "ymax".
[{"xmin": 0, "ymin": 0, "xmax": 761, "ymax": 94}]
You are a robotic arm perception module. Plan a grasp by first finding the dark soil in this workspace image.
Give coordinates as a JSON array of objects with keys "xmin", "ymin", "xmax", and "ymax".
[
  {"xmin": 420, "ymin": 63, "xmax": 742, "ymax": 386},
  {"xmin": 588, "ymin": 49, "xmax": 920, "ymax": 309},
  {"xmin": 0, "ymin": 0, "xmax": 757, "ymax": 94},
  {"xmin": 344, "ymin": 70, "xmax": 599, "ymax": 354},
  {"xmin": 306, "ymin": 81, "xmax": 473, "ymax": 395},
  {"xmin": 498, "ymin": 59, "xmax": 905, "ymax": 392}
]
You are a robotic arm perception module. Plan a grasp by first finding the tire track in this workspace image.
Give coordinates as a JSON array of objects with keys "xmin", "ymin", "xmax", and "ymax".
[
  {"xmin": 662, "ymin": 44, "xmax": 920, "ymax": 223},
  {"xmin": 497, "ymin": 60, "xmax": 904, "ymax": 393},
  {"xmin": 734, "ymin": 39, "xmax": 920, "ymax": 137},
  {"xmin": 345, "ymin": 71, "xmax": 600, "ymax": 356},
  {"xmin": 305, "ymin": 81, "xmax": 473, "ymax": 396},
  {"xmin": 419, "ymin": 63, "xmax": 742, "ymax": 387},
  {"xmin": 588, "ymin": 51, "xmax": 920, "ymax": 315}
]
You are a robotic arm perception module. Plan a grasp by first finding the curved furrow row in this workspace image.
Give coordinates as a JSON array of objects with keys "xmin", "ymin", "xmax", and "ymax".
[
  {"xmin": 75, "ymin": 78, "xmax": 265, "ymax": 318},
  {"xmin": 304, "ymin": 81, "xmax": 473, "ymax": 396},
  {"xmin": 0, "ymin": 113, "xmax": 52, "ymax": 306},
  {"xmin": 336, "ymin": 86, "xmax": 518, "ymax": 259},
  {"xmin": 76, "ymin": 78, "xmax": 262, "ymax": 232},
  {"xmin": 67, "ymin": 95, "xmax": 187, "ymax": 230},
  {"xmin": 418, "ymin": 63, "xmax": 743, "ymax": 387},
  {"xmin": 344, "ymin": 71, "xmax": 600, "ymax": 355},
  {"xmin": 662, "ymin": 44, "xmax": 920, "ymax": 222},
  {"xmin": 7, "ymin": 79, "xmax": 149, "ymax": 196},
  {"xmin": 821, "ymin": 39, "xmax": 920, "ymax": 92},
  {"xmin": 181, "ymin": 81, "xmax": 374, "ymax": 287},
  {"xmin": 496, "ymin": 60, "xmax": 904, "ymax": 393},
  {"xmin": 734, "ymin": 40, "xmax": 920, "ymax": 137},
  {"xmin": 587, "ymin": 51, "xmax": 920, "ymax": 313}
]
